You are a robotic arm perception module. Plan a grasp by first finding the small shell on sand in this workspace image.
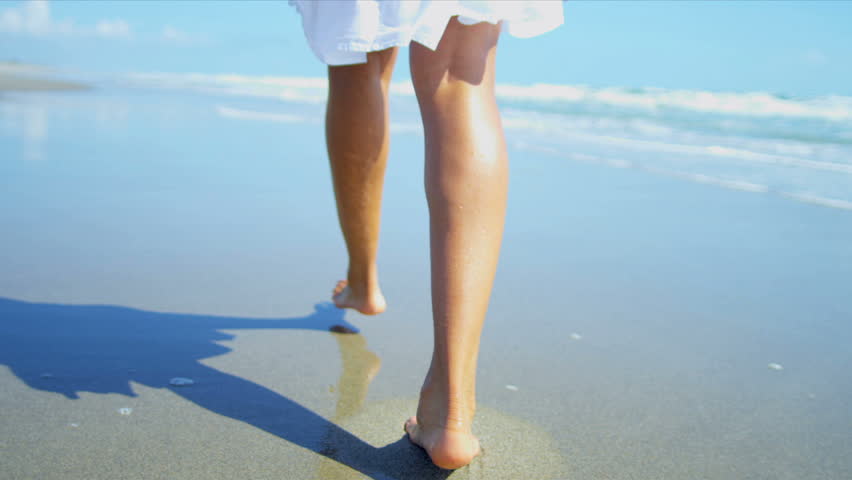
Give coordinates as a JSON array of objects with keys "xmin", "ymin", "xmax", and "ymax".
[
  {"xmin": 767, "ymin": 363, "xmax": 784, "ymax": 371},
  {"xmin": 505, "ymin": 384, "xmax": 519, "ymax": 391},
  {"xmin": 118, "ymin": 407, "xmax": 133, "ymax": 416},
  {"xmin": 169, "ymin": 377, "xmax": 195, "ymax": 386}
]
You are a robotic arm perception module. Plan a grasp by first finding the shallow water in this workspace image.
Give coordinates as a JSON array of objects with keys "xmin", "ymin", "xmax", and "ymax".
[{"xmin": 1, "ymin": 79, "xmax": 851, "ymax": 479}]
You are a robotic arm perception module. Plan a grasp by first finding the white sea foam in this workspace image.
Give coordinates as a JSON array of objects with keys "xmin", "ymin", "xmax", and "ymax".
[
  {"xmin": 214, "ymin": 106, "xmax": 422, "ymax": 132},
  {"xmin": 122, "ymin": 72, "xmax": 852, "ymax": 123},
  {"xmin": 505, "ymin": 110, "xmax": 852, "ymax": 175},
  {"xmin": 780, "ymin": 193, "xmax": 852, "ymax": 211},
  {"xmin": 700, "ymin": 145, "xmax": 852, "ymax": 174},
  {"xmin": 216, "ymin": 105, "xmax": 308, "ymax": 124},
  {"xmin": 640, "ymin": 167, "xmax": 770, "ymax": 193},
  {"xmin": 123, "ymin": 72, "xmax": 327, "ymax": 103},
  {"xmin": 517, "ymin": 142, "xmax": 852, "ymax": 212},
  {"xmin": 390, "ymin": 121, "xmax": 422, "ymax": 134},
  {"xmin": 496, "ymin": 83, "xmax": 852, "ymax": 122},
  {"xmin": 559, "ymin": 149, "xmax": 770, "ymax": 193}
]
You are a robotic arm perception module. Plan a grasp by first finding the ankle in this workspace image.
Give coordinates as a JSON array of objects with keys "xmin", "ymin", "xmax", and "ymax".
[
  {"xmin": 418, "ymin": 379, "xmax": 475, "ymax": 431},
  {"xmin": 346, "ymin": 265, "xmax": 380, "ymax": 293}
]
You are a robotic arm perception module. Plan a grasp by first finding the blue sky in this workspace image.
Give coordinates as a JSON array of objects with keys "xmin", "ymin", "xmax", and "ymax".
[{"xmin": 2, "ymin": 0, "xmax": 851, "ymax": 97}]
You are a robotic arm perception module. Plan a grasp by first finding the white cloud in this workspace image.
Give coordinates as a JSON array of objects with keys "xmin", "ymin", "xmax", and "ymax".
[
  {"xmin": 95, "ymin": 19, "xmax": 131, "ymax": 38},
  {"xmin": 1, "ymin": 0, "xmax": 205, "ymax": 45},
  {"xmin": 0, "ymin": 8, "xmax": 23, "ymax": 33},
  {"xmin": 160, "ymin": 25, "xmax": 207, "ymax": 45},
  {"xmin": 0, "ymin": 0, "xmax": 130, "ymax": 38},
  {"xmin": 162, "ymin": 25, "xmax": 185, "ymax": 42},
  {"xmin": 802, "ymin": 49, "xmax": 828, "ymax": 67},
  {"xmin": 0, "ymin": 0, "xmax": 47, "ymax": 35}
]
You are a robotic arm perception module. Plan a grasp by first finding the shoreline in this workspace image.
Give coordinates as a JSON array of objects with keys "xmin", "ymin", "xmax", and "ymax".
[
  {"xmin": 0, "ymin": 73, "xmax": 90, "ymax": 92},
  {"xmin": 0, "ymin": 63, "xmax": 89, "ymax": 91}
]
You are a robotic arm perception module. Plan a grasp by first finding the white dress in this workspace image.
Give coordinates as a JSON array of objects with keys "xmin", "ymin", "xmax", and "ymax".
[{"xmin": 290, "ymin": 0, "xmax": 564, "ymax": 65}]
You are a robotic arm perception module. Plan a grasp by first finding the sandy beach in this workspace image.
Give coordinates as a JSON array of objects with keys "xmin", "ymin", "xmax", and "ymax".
[
  {"xmin": 0, "ymin": 63, "xmax": 88, "ymax": 91},
  {"xmin": 1, "ymin": 71, "xmax": 851, "ymax": 479}
]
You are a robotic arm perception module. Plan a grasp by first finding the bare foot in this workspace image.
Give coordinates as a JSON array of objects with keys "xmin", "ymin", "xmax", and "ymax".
[
  {"xmin": 404, "ymin": 381, "xmax": 481, "ymax": 470},
  {"xmin": 331, "ymin": 280, "xmax": 387, "ymax": 315},
  {"xmin": 405, "ymin": 417, "xmax": 481, "ymax": 470}
]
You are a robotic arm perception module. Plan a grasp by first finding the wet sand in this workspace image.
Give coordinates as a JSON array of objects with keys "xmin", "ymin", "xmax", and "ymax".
[
  {"xmin": 1, "ymin": 79, "xmax": 851, "ymax": 479},
  {"xmin": 0, "ymin": 301, "xmax": 565, "ymax": 479},
  {"xmin": 0, "ymin": 63, "xmax": 88, "ymax": 91}
]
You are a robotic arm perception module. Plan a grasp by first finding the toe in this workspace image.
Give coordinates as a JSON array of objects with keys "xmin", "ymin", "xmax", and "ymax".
[
  {"xmin": 404, "ymin": 416, "xmax": 418, "ymax": 436},
  {"xmin": 332, "ymin": 281, "xmax": 348, "ymax": 298},
  {"xmin": 404, "ymin": 416, "xmax": 427, "ymax": 449}
]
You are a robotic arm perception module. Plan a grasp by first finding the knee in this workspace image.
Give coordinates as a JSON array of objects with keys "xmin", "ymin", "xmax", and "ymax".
[
  {"xmin": 409, "ymin": 19, "xmax": 499, "ymax": 99},
  {"xmin": 328, "ymin": 47, "xmax": 398, "ymax": 93}
]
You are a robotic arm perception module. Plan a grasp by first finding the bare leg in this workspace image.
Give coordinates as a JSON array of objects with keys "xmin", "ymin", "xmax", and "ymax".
[
  {"xmin": 405, "ymin": 18, "xmax": 507, "ymax": 469},
  {"xmin": 326, "ymin": 48, "xmax": 398, "ymax": 315}
]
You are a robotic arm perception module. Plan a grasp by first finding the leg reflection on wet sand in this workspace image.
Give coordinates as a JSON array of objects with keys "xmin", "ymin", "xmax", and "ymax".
[
  {"xmin": 331, "ymin": 330, "xmax": 382, "ymax": 421},
  {"xmin": 315, "ymin": 330, "xmax": 382, "ymax": 479}
]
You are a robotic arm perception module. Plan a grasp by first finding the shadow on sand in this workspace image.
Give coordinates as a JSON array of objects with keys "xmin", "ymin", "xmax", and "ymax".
[{"xmin": 0, "ymin": 297, "xmax": 451, "ymax": 479}]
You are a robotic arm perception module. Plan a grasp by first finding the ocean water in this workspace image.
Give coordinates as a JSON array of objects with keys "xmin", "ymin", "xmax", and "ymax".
[
  {"xmin": 114, "ymin": 71, "xmax": 852, "ymax": 211},
  {"xmin": 2, "ymin": 73, "xmax": 852, "ymax": 479},
  {"xmin": 5, "ymin": 71, "xmax": 852, "ymax": 213}
]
